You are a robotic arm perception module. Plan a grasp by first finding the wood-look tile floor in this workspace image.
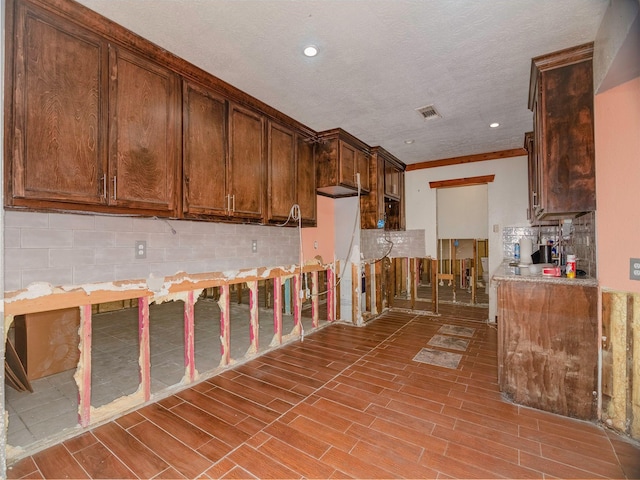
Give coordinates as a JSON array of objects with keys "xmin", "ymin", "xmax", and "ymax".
[{"xmin": 8, "ymin": 309, "xmax": 640, "ymax": 479}]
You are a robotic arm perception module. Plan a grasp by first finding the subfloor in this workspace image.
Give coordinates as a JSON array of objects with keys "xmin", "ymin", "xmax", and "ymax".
[
  {"xmin": 7, "ymin": 307, "xmax": 640, "ymax": 479},
  {"xmin": 5, "ymin": 291, "xmax": 326, "ymax": 452},
  {"xmin": 417, "ymin": 276, "xmax": 490, "ymax": 306}
]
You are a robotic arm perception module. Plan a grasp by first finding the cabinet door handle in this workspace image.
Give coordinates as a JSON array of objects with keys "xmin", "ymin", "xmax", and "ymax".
[
  {"xmin": 112, "ymin": 176, "xmax": 117, "ymax": 200},
  {"xmin": 231, "ymin": 195, "xmax": 236, "ymax": 213},
  {"xmin": 101, "ymin": 175, "xmax": 107, "ymax": 200}
]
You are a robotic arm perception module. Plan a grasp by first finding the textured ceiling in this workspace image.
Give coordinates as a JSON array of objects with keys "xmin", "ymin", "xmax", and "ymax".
[{"xmin": 75, "ymin": 0, "xmax": 609, "ymax": 165}]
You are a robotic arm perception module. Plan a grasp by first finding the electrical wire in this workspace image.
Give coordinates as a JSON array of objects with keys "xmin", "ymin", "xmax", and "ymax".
[{"xmin": 274, "ymin": 172, "xmax": 363, "ymax": 324}]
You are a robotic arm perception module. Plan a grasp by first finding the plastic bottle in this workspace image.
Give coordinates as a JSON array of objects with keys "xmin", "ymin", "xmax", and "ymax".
[
  {"xmin": 566, "ymin": 255, "xmax": 576, "ymax": 278},
  {"xmin": 514, "ymin": 242, "xmax": 520, "ymax": 262}
]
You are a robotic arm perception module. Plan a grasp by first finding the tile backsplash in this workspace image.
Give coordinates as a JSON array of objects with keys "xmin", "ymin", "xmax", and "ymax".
[
  {"xmin": 502, "ymin": 212, "xmax": 596, "ymax": 277},
  {"xmin": 360, "ymin": 229, "xmax": 426, "ymax": 261},
  {"xmin": 4, "ymin": 210, "xmax": 300, "ymax": 291}
]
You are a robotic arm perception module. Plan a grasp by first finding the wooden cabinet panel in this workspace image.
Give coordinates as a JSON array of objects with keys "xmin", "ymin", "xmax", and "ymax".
[
  {"xmin": 356, "ymin": 148, "xmax": 370, "ymax": 192},
  {"xmin": 267, "ymin": 121, "xmax": 296, "ymax": 221},
  {"xmin": 337, "ymin": 142, "xmax": 369, "ymax": 192},
  {"xmin": 498, "ymin": 280, "xmax": 598, "ymax": 420},
  {"xmin": 384, "ymin": 163, "xmax": 401, "ymax": 199},
  {"xmin": 528, "ymin": 43, "xmax": 595, "ymax": 220},
  {"xmin": 108, "ymin": 46, "xmax": 180, "ymax": 213},
  {"xmin": 182, "ymin": 81, "xmax": 228, "ymax": 217},
  {"xmin": 525, "ymin": 131, "xmax": 535, "ymax": 221},
  {"xmin": 316, "ymin": 128, "xmax": 370, "ymax": 197},
  {"xmin": 296, "ymin": 135, "xmax": 316, "ymax": 226},
  {"xmin": 361, "ymin": 146, "xmax": 405, "ymax": 230},
  {"xmin": 360, "ymin": 154, "xmax": 384, "ymax": 229},
  {"xmin": 266, "ymin": 121, "xmax": 316, "ymax": 226},
  {"xmin": 228, "ymin": 103, "xmax": 264, "ymax": 219},
  {"xmin": 7, "ymin": 0, "xmax": 314, "ymax": 227},
  {"xmin": 338, "ymin": 141, "xmax": 357, "ymax": 188},
  {"xmin": 11, "ymin": 2, "xmax": 108, "ymax": 205}
]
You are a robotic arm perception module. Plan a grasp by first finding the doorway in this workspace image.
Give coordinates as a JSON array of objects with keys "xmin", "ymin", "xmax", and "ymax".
[{"xmin": 435, "ymin": 184, "xmax": 489, "ymax": 306}]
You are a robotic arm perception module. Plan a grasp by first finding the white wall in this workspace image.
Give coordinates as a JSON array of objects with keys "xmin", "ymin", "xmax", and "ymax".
[
  {"xmin": 334, "ymin": 196, "xmax": 360, "ymax": 322},
  {"xmin": 437, "ymin": 184, "xmax": 488, "ymax": 239},
  {"xmin": 405, "ymin": 155, "xmax": 529, "ymax": 320}
]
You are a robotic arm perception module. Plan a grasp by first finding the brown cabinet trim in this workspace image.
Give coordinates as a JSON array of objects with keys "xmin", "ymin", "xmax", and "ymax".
[
  {"xmin": 406, "ymin": 148, "xmax": 526, "ymax": 171},
  {"xmin": 428, "ymin": 174, "xmax": 495, "ymax": 189}
]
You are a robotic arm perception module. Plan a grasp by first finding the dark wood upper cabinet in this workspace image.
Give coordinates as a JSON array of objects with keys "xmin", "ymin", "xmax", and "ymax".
[
  {"xmin": 528, "ymin": 43, "xmax": 596, "ymax": 220},
  {"xmin": 524, "ymin": 131, "xmax": 535, "ymax": 221},
  {"xmin": 296, "ymin": 134, "xmax": 317, "ymax": 226},
  {"xmin": 384, "ymin": 162, "xmax": 401, "ymax": 200},
  {"xmin": 228, "ymin": 103, "xmax": 265, "ymax": 220},
  {"xmin": 5, "ymin": 0, "xmax": 317, "ymax": 224},
  {"xmin": 182, "ymin": 81, "xmax": 228, "ymax": 217},
  {"xmin": 316, "ymin": 128, "xmax": 370, "ymax": 197},
  {"xmin": 8, "ymin": 0, "xmax": 180, "ymax": 216},
  {"xmin": 9, "ymin": 1, "xmax": 108, "ymax": 206},
  {"xmin": 108, "ymin": 46, "xmax": 180, "ymax": 213},
  {"xmin": 267, "ymin": 121, "xmax": 317, "ymax": 226},
  {"xmin": 267, "ymin": 121, "xmax": 296, "ymax": 222},
  {"xmin": 361, "ymin": 146, "xmax": 405, "ymax": 230}
]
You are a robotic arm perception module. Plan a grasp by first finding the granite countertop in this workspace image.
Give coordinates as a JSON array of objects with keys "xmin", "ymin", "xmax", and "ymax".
[{"xmin": 491, "ymin": 262, "xmax": 598, "ymax": 287}]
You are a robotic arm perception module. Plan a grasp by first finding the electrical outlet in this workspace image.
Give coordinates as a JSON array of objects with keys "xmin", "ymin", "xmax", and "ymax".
[
  {"xmin": 135, "ymin": 240, "xmax": 146, "ymax": 259},
  {"xmin": 631, "ymin": 258, "xmax": 640, "ymax": 281},
  {"xmin": 251, "ymin": 239, "xmax": 258, "ymax": 253}
]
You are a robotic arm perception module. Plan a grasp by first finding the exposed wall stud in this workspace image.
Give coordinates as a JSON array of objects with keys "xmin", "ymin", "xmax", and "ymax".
[
  {"xmin": 292, "ymin": 274, "xmax": 302, "ymax": 336},
  {"xmin": 311, "ymin": 271, "xmax": 319, "ymax": 328},
  {"xmin": 247, "ymin": 281, "xmax": 259, "ymax": 355},
  {"xmin": 76, "ymin": 304, "xmax": 92, "ymax": 428},
  {"xmin": 184, "ymin": 290, "xmax": 196, "ymax": 382},
  {"xmin": 138, "ymin": 296, "xmax": 150, "ymax": 401},
  {"xmin": 219, "ymin": 285, "xmax": 231, "ymax": 367},
  {"xmin": 271, "ymin": 276, "xmax": 283, "ymax": 346},
  {"xmin": 327, "ymin": 266, "xmax": 335, "ymax": 322}
]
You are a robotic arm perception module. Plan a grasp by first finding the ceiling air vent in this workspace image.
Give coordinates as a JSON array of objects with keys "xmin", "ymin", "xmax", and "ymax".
[{"xmin": 416, "ymin": 104, "xmax": 441, "ymax": 120}]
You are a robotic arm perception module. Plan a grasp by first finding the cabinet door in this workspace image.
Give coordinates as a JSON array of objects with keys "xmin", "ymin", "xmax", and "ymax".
[
  {"xmin": 267, "ymin": 121, "xmax": 296, "ymax": 222},
  {"xmin": 525, "ymin": 131, "xmax": 535, "ymax": 221},
  {"xmin": 360, "ymin": 156, "xmax": 383, "ymax": 229},
  {"xmin": 12, "ymin": 4, "xmax": 107, "ymax": 205},
  {"xmin": 183, "ymin": 82, "xmax": 227, "ymax": 217},
  {"xmin": 498, "ymin": 281, "xmax": 597, "ymax": 419},
  {"xmin": 297, "ymin": 135, "xmax": 317, "ymax": 225},
  {"xmin": 228, "ymin": 104, "xmax": 265, "ymax": 219},
  {"xmin": 338, "ymin": 141, "xmax": 357, "ymax": 188},
  {"xmin": 540, "ymin": 61, "xmax": 595, "ymax": 216},
  {"xmin": 534, "ymin": 88, "xmax": 545, "ymax": 217},
  {"xmin": 108, "ymin": 46, "xmax": 179, "ymax": 214},
  {"xmin": 356, "ymin": 149, "xmax": 370, "ymax": 193},
  {"xmin": 384, "ymin": 163, "xmax": 400, "ymax": 199}
]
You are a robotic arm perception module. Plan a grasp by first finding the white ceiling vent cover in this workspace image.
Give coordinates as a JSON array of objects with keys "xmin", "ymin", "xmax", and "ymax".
[{"xmin": 416, "ymin": 104, "xmax": 441, "ymax": 120}]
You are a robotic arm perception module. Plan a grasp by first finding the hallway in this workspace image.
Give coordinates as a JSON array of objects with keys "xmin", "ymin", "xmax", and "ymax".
[{"xmin": 7, "ymin": 308, "xmax": 640, "ymax": 479}]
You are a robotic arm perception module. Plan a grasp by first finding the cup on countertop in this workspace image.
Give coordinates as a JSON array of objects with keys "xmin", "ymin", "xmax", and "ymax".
[{"xmin": 519, "ymin": 238, "xmax": 533, "ymax": 265}]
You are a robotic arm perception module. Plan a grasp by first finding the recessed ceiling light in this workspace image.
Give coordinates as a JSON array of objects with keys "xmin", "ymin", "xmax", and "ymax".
[
  {"xmin": 404, "ymin": 139, "xmax": 415, "ymax": 144},
  {"xmin": 303, "ymin": 45, "xmax": 318, "ymax": 57},
  {"xmin": 490, "ymin": 122, "xmax": 500, "ymax": 128}
]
